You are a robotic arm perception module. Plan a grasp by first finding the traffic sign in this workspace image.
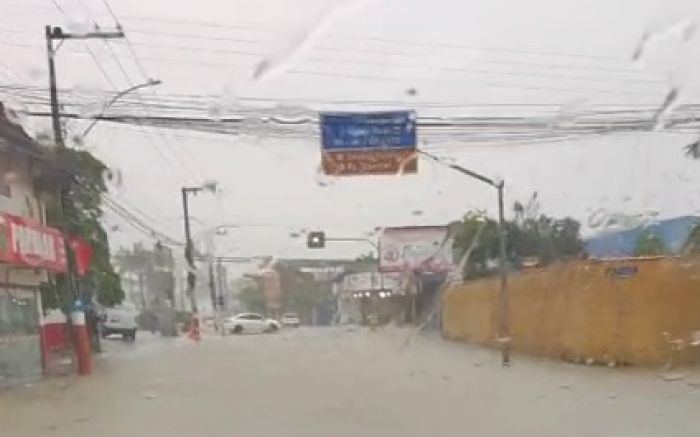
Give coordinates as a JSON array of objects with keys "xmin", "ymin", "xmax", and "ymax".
[{"xmin": 320, "ymin": 111, "xmax": 417, "ymax": 176}]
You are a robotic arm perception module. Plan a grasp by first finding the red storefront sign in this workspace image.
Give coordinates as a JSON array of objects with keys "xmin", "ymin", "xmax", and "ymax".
[{"xmin": 0, "ymin": 212, "xmax": 67, "ymax": 273}]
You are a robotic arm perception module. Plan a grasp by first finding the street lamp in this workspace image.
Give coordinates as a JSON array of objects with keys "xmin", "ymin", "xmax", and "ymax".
[
  {"xmin": 81, "ymin": 78, "xmax": 162, "ymax": 138},
  {"xmin": 181, "ymin": 181, "xmax": 218, "ymax": 323},
  {"xmin": 418, "ymin": 150, "xmax": 510, "ymax": 367}
]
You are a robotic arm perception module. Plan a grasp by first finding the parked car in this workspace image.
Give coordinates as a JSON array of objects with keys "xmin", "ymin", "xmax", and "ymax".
[
  {"xmin": 101, "ymin": 304, "xmax": 138, "ymax": 341},
  {"xmin": 281, "ymin": 312, "xmax": 301, "ymax": 328},
  {"xmin": 224, "ymin": 313, "xmax": 280, "ymax": 334}
]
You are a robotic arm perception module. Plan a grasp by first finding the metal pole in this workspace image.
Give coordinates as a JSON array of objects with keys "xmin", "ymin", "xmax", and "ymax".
[
  {"xmin": 497, "ymin": 182, "xmax": 510, "ymax": 366},
  {"xmin": 138, "ymin": 272, "xmax": 146, "ymax": 310},
  {"xmin": 45, "ymin": 26, "xmax": 64, "ymax": 148},
  {"xmin": 182, "ymin": 188, "xmax": 197, "ymax": 314},
  {"xmin": 208, "ymin": 261, "xmax": 216, "ymax": 314}
]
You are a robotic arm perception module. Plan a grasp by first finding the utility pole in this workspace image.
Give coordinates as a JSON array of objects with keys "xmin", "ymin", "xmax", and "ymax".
[
  {"xmin": 45, "ymin": 25, "xmax": 124, "ymax": 306},
  {"xmin": 217, "ymin": 260, "xmax": 226, "ymax": 310},
  {"xmin": 180, "ymin": 182, "xmax": 218, "ymax": 325},
  {"xmin": 181, "ymin": 188, "xmax": 197, "ymax": 314},
  {"xmin": 208, "ymin": 261, "xmax": 216, "ymax": 315}
]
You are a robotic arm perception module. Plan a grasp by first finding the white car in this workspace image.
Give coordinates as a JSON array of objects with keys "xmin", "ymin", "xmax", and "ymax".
[
  {"xmin": 281, "ymin": 312, "xmax": 301, "ymax": 328},
  {"xmin": 224, "ymin": 313, "xmax": 280, "ymax": 334},
  {"xmin": 101, "ymin": 304, "xmax": 138, "ymax": 341}
]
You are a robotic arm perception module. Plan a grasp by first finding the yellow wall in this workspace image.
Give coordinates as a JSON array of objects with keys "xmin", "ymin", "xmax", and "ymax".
[{"xmin": 442, "ymin": 257, "xmax": 700, "ymax": 366}]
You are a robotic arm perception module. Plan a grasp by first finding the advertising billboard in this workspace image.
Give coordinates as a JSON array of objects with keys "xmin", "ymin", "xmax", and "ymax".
[{"xmin": 379, "ymin": 226, "xmax": 454, "ymax": 273}]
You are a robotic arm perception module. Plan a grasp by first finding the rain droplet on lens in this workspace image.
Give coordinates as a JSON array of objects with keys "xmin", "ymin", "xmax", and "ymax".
[
  {"xmin": 684, "ymin": 139, "xmax": 700, "ymax": 159},
  {"xmin": 653, "ymin": 87, "xmax": 679, "ymax": 131},
  {"xmin": 207, "ymin": 103, "xmax": 223, "ymax": 121}
]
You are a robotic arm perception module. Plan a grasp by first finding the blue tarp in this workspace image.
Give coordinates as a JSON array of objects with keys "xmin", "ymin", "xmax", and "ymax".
[{"xmin": 584, "ymin": 216, "xmax": 700, "ymax": 257}]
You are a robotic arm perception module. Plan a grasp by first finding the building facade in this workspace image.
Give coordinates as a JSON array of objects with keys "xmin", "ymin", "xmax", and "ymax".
[{"xmin": 0, "ymin": 104, "xmax": 66, "ymax": 387}]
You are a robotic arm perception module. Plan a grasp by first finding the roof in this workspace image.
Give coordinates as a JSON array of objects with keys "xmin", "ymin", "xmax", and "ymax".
[{"xmin": 585, "ymin": 216, "xmax": 700, "ymax": 257}]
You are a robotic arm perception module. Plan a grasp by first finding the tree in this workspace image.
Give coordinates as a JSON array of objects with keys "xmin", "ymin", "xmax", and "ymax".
[
  {"xmin": 40, "ymin": 148, "xmax": 124, "ymax": 309},
  {"xmin": 238, "ymin": 283, "xmax": 266, "ymax": 314},
  {"xmin": 276, "ymin": 264, "xmax": 324, "ymax": 320},
  {"xmin": 634, "ymin": 231, "xmax": 666, "ymax": 256},
  {"xmin": 451, "ymin": 203, "xmax": 584, "ymax": 279}
]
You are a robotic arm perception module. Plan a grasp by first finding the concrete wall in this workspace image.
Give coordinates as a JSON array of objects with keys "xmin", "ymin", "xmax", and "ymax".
[{"xmin": 442, "ymin": 257, "xmax": 700, "ymax": 367}]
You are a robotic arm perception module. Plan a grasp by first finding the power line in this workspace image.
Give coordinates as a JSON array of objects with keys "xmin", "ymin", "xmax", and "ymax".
[
  {"xmin": 5, "ymin": 40, "xmax": 662, "ymax": 99},
  {"xmin": 103, "ymin": 194, "xmax": 183, "ymax": 245},
  {"xmin": 0, "ymin": 32, "xmax": 669, "ymax": 98},
  {"xmin": 45, "ymin": 0, "xmax": 203, "ymax": 189},
  {"xmin": 94, "ymin": 1, "xmax": 209, "ymax": 182}
]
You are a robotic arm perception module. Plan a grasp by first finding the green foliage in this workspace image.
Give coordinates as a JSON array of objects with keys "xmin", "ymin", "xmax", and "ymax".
[
  {"xmin": 238, "ymin": 283, "xmax": 266, "ymax": 314},
  {"xmin": 634, "ymin": 231, "xmax": 667, "ymax": 256},
  {"xmin": 451, "ymin": 205, "xmax": 584, "ymax": 279},
  {"xmin": 276, "ymin": 265, "xmax": 324, "ymax": 319},
  {"xmin": 42, "ymin": 149, "xmax": 123, "ymax": 309},
  {"xmin": 237, "ymin": 265, "xmax": 325, "ymax": 320},
  {"xmin": 355, "ymin": 252, "xmax": 376, "ymax": 262}
]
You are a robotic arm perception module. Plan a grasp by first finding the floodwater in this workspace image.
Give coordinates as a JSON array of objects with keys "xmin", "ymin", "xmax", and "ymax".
[{"xmin": 1, "ymin": 327, "xmax": 700, "ymax": 437}]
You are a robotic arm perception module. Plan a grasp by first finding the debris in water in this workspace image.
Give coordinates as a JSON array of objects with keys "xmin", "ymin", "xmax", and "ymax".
[
  {"xmin": 559, "ymin": 383, "xmax": 572, "ymax": 390},
  {"xmin": 686, "ymin": 379, "xmax": 700, "ymax": 388},
  {"xmin": 609, "ymin": 393, "xmax": 618, "ymax": 400},
  {"xmin": 406, "ymin": 88, "xmax": 418, "ymax": 96},
  {"xmin": 659, "ymin": 372, "xmax": 686, "ymax": 382},
  {"xmin": 143, "ymin": 392, "xmax": 158, "ymax": 400},
  {"xmin": 441, "ymin": 374, "xmax": 452, "ymax": 381}
]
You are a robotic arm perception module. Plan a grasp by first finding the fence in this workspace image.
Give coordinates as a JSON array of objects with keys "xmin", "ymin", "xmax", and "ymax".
[{"xmin": 442, "ymin": 257, "xmax": 700, "ymax": 367}]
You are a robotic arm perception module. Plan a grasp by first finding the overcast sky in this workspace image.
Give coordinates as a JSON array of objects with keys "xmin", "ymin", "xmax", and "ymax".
[{"xmin": 2, "ymin": 0, "xmax": 700, "ymax": 263}]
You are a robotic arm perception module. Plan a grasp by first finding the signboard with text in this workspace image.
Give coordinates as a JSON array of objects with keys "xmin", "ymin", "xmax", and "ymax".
[
  {"xmin": 0, "ymin": 213, "xmax": 67, "ymax": 273},
  {"xmin": 320, "ymin": 111, "xmax": 417, "ymax": 176},
  {"xmin": 379, "ymin": 226, "xmax": 454, "ymax": 273}
]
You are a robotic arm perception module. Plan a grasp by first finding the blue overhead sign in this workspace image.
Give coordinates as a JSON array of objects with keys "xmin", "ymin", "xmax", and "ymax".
[{"xmin": 320, "ymin": 111, "xmax": 417, "ymax": 151}]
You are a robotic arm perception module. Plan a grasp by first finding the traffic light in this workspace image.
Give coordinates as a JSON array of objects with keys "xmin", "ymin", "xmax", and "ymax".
[{"xmin": 307, "ymin": 231, "xmax": 326, "ymax": 248}]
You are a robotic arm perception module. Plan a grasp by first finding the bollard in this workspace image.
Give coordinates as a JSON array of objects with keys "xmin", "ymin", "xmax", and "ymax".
[
  {"xmin": 72, "ymin": 310, "xmax": 92, "ymax": 376},
  {"xmin": 188, "ymin": 313, "xmax": 201, "ymax": 342}
]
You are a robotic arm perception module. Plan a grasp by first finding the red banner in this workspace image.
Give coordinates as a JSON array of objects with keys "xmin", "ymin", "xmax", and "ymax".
[
  {"xmin": 68, "ymin": 236, "xmax": 93, "ymax": 276},
  {"xmin": 0, "ymin": 213, "xmax": 67, "ymax": 273}
]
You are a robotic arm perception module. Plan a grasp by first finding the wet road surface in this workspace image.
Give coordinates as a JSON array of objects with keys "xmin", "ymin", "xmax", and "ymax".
[{"xmin": 2, "ymin": 326, "xmax": 700, "ymax": 437}]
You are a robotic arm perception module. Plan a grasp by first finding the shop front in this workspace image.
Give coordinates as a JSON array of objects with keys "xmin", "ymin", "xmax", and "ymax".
[{"xmin": 0, "ymin": 212, "xmax": 66, "ymax": 387}]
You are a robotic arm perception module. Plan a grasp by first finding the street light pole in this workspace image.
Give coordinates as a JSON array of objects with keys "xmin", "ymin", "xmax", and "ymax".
[
  {"xmin": 419, "ymin": 150, "xmax": 510, "ymax": 366},
  {"xmin": 81, "ymin": 79, "xmax": 162, "ymax": 138},
  {"xmin": 496, "ymin": 182, "xmax": 510, "ymax": 366}
]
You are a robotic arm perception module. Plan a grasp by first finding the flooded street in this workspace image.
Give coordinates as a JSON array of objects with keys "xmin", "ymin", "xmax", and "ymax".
[{"xmin": 2, "ymin": 328, "xmax": 700, "ymax": 437}]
